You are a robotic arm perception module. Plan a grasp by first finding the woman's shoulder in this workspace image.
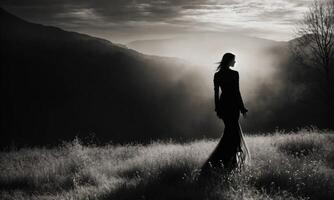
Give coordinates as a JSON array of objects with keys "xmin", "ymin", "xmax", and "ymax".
[
  {"xmin": 230, "ymin": 69, "xmax": 239, "ymax": 74},
  {"xmin": 229, "ymin": 70, "xmax": 239, "ymax": 78},
  {"xmin": 214, "ymin": 71, "xmax": 220, "ymax": 77},
  {"xmin": 215, "ymin": 69, "xmax": 239, "ymax": 77}
]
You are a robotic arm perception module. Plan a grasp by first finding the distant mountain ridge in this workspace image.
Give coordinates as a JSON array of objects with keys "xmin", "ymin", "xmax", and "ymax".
[{"xmin": 126, "ymin": 32, "xmax": 287, "ymax": 66}]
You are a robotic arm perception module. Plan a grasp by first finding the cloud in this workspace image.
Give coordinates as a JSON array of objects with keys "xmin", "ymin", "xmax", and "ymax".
[{"xmin": 0, "ymin": 0, "xmax": 313, "ymax": 42}]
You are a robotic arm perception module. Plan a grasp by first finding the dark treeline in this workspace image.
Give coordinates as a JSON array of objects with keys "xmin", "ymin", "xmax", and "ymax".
[{"xmin": 246, "ymin": 39, "xmax": 334, "ymax": 132}]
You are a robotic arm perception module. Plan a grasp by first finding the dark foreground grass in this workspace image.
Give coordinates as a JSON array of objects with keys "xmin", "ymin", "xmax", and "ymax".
[{"xmin": 0, "ymin": 127, "xmax": 333, "ymax": 200}]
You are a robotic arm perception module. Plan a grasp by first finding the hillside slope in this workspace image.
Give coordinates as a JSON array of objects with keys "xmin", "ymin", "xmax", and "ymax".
[{"xmin": 0, "ymin": 8, "xmax": 218, "ymax": 147}]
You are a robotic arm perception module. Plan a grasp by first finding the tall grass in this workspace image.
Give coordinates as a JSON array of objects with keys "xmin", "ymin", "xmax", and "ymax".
[{"xmin": 0, "ymin": 128, "xmax": 333, "ymax": 200}]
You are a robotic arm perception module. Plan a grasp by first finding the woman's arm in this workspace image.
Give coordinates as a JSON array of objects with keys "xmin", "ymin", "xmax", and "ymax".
[
  {"xmin": 214, "ymin": 73, "xmax": 220, "ymax": 111},
  {"xmin": 236, "ymin": 72, "xmax": 248, "ymax": 114}
]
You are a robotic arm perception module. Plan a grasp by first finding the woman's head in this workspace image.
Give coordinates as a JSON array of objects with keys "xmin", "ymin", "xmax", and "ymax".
[{"xmin": 216, "ymin": 53, "xmax": 236, "ymax": 71}]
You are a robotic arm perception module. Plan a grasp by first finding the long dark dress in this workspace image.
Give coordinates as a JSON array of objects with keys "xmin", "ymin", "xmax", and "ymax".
[{"xmin": 199, "ymin": 68, "xmax": 251, "ymax": 179}]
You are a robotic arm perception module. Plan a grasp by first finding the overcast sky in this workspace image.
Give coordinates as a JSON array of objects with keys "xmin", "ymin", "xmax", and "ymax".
[{"xmin": 1, "ymin": 0, "xmax": 313, "ymax": 43}]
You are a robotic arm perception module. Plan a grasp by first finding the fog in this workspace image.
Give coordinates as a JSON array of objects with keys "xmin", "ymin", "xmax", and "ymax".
[
  {"xmin": 126, "ymin": 31, "xmax": 334, "ymax": 132},
  {"xmin": 127, "ymin": 31, "xmax": 288, "ymax": 114}
]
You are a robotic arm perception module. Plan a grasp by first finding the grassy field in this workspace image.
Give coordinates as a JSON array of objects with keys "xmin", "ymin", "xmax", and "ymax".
[{"xmin": 1, "ymin": 127, "xmax": 334, "ymax": 200}]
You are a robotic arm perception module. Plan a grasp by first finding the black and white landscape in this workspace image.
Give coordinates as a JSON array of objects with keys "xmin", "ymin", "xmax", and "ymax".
[
  {"xmin": 1, "ymin": 8, "xmax": 333, "ymax": 147},
  {"xmin": 1, "ymin": 1, "xmax": 334, "ymax": 199}
]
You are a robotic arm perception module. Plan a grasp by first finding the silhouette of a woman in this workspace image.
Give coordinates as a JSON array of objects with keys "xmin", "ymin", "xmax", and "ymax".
[{"xmin": 199, "ymin": 53, "xmax": 251, "ymax": 178}]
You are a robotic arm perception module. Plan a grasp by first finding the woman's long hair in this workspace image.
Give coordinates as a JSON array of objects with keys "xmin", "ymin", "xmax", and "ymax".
[{"xmin": 216, "ymin": 53, "xmax": 235, "ymax": 71}]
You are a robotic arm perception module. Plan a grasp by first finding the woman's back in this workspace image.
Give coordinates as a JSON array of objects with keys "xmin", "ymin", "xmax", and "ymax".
[
  {"xmin": 214, "ymin": 68, "xmax": 240, "ymax": 105},
  {"xmin": 215, "ymin": 69, "xmax": 238, "ymax": 92}
]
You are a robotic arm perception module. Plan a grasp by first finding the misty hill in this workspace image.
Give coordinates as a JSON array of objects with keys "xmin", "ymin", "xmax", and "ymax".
[
  {"xmin": 127, "ymin": 31, "xmax": 334, "ymax": 131},
  {"xmin": 0, "ymin": 8, "xmax": 221, "ymax": 148},
  {"xmin": 126, "ymin": 33, "xmax": 290, "ymax": 111}
]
